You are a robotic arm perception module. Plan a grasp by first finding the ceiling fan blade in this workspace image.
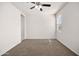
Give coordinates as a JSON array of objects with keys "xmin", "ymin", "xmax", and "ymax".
[
  {"xmin": 42, "ymin": 4, "xmax": 51, "ymax": 7},
  {"xmin": 40, "ymin": 8, "xmax": 43, "ymax": 11},
  {"xmin": 30, "ymin": 6, "xmax": 35, "ymax": 9},
  {"xmin": 31, "ymin": 2, "xmax": 35, "ymax": 4}
]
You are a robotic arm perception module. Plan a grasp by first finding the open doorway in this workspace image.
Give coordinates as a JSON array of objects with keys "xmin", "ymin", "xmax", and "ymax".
[{"xmin": 21, "ymin": 14, "xmax": 25, "ymax": 41}]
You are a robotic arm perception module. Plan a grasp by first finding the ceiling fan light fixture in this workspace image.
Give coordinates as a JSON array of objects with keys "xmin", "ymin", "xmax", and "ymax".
[
  {"xmin": 35, "ymin": 5, "xmax": 38, "ymax": 8},
  {"xmin": 35, "ymin": 5, "xmax": 42, "ymax": 10},
  {"xmin": 30, "ymin": 2, "xmax": 51, "ymax": 11},
  {"xmin": 39, "ymin": 5, "xmax": 42, "ymax": 8}
]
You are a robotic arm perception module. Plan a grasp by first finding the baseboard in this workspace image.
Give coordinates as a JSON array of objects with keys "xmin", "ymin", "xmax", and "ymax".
[
  {"xmin": 57, "ymin": 39, "xmax": 79, "ymax": 56},
  {"xmin": 24, "ymin": 38, "xmax": 56, "ymax": 40},
  {"xmin": 0, "ymin": 40, "xmax": 21, "ymax": 56}
]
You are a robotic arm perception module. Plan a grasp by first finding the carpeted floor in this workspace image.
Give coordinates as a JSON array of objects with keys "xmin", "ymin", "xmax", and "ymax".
[{"xmin": 2, "ymin": 39, "xmax": 77, "ymax": 56}]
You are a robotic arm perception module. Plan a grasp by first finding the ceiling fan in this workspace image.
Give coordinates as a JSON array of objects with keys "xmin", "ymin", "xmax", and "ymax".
[{"xmin": 30, "ymin": 2, "xmax": 51, "ymax": 11}]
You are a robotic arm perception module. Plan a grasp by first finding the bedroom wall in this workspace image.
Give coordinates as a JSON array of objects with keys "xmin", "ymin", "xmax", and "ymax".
[
  {"xmin": 0, "ymin": 2, "xmax": 21, "ymax": 55},
  {"xmin": 56, "ymin": 2, "xmax": 79, "ymax": 55},
  {"xmin": 25, "ymin": 12, "xmax": 55, "ymax": 39}
]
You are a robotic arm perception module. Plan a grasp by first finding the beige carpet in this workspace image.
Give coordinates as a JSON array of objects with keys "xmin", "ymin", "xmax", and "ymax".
[{"xmin": 2, "ymin": 39, "xmax": 77, "ymax": 56}]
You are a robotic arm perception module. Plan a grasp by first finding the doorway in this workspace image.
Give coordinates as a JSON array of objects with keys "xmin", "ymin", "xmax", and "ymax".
[{"xmin": 21, "ymin": 14, "xmax": 25, "ymax": 41}]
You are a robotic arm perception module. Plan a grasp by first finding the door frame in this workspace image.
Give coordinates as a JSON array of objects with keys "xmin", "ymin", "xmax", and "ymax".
[{"xmin": 21, "ymin": 14, "xmax": 25, "ymax": 41}]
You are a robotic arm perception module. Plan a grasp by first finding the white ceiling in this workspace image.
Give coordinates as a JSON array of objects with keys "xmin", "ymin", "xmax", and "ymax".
[{"xmin": 12, "ymin": 2, "xmax": 66, "ymax": 15}]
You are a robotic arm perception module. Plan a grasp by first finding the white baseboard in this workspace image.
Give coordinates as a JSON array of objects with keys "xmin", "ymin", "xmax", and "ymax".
[
  {"xmin": 24, "ymin": 37, "xmax": 56, "ymax": 40},
  {"xmin": 57, "ymin": 39, "xmax": 79, "ymax": 56},
  {"xmin": 0, "ymin": 40, "xmax": 21, "ymax": 56}
]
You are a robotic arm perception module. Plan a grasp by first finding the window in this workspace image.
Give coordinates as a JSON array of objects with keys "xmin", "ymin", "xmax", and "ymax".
[{"xmin": 57, "ymin": 15, "xmax": 63, "ymax": 32}]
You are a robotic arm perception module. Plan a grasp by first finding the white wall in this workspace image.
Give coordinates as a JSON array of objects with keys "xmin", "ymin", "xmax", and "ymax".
[
  {"xmin": 0, "ymin": 3, "xmax": 21, "ymax": 55},
  {"xmin": 25, "ymin": 12, "xmax": 55, "ymax": 39},
  {"xmin": 56, "ymin": 2, "xmax": 79, "ymax": 55}
]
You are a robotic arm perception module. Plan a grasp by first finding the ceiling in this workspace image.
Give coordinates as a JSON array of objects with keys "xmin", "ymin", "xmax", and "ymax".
[{"xmin": 12, "ymin": 2, "xmax": 66, "ymax": 15}]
